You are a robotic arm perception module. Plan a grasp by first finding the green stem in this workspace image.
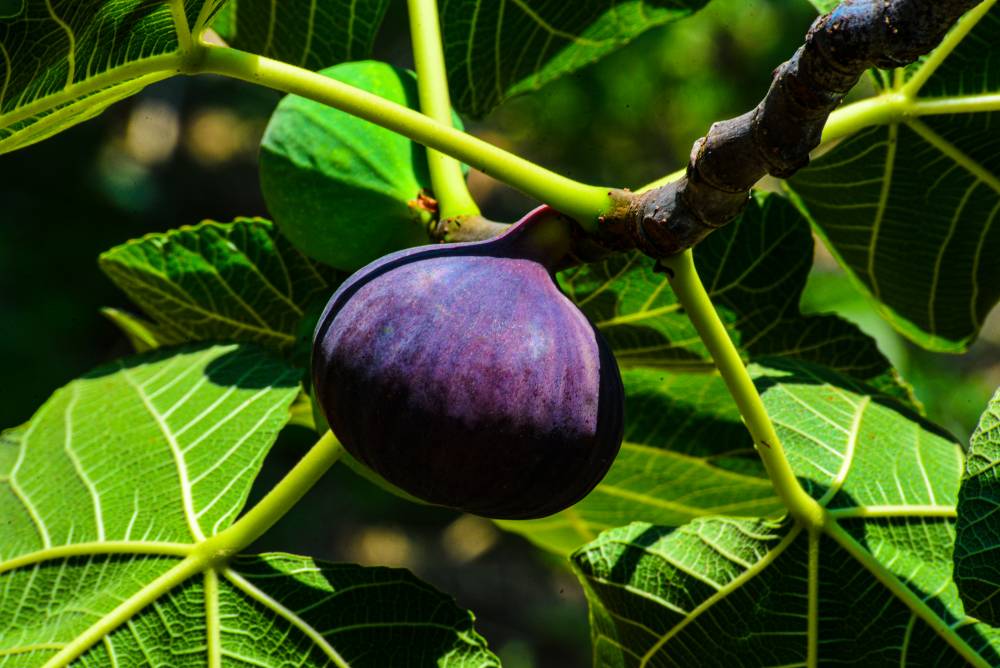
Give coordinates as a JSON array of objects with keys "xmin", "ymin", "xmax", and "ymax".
[
  {"xmin": 407, "ymin": 0, "xmax": 480, "ymax": 220},
  {"xmin": 821, "ymin": 94, "xmax": 905, "ymax": 143},
  {"xmin": 199, "ymin": 430, "xmax": 343, "ymax": 560},
  {"xmin": 0, "ymin": 53, "xmax": 182, "ymax": 129},
  {"xmin": 899, "ymin": 0, "xmax": 998, "ymax": 98},
  {"xmin": 204, "ymin": 569, "xmax": 222, "ymax": 668},
  {"xmin": 822, "ymin": 91, "xmax": 1000, "ymax": 146},
  {"xmin": 0, "ymin": 541, "xmax": 192, "ymax": 575},
  {"xmin": 196, "ymin": 45, "xmax": 612, "ymax": 228},
  {"xmin": 662, "ymin": 250, "xmax": 824, "ymax": 529},
  {"xmin": 911, "ymin": 93, "xmax": 1000, "ymax": 116}
]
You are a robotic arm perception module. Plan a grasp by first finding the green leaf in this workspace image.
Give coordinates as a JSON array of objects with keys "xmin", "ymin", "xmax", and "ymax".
[
  {"xmin": 0, "ymin": 344, "xmax": 300, "ymax": 553},
  {"xmin": 954, "ymin": 386, "xmax": 1000, "ymax": 625},
  {"xmin": 218, "ymin": 555, "xmax": 498, "ymax": 667},
  {"xmin": 211, "ymin": 0, "xmax": 390, "ymax": 70},
  {"xmin": 0, "ymin": 345, "xmax": 498, "ymax": 665},
  {"xmin": 496, "ymin": 194, "xmax": 913, "ymax": 556},
  {"xmin": 99, "ymin": 217, "xmax": 340, "ymax": 353},
  {"xmin": 752, "ymin": 358, "xmax": 951, "ymax": 504},
  {"xmin": 441, "ymin": 0, "xmax": 709, "ymax": 117},
  {"xmin": 260, "ymin": 61, "xmax": 455, "ymax": 271},
  {"xmin": 788, "ymin": 3, "xmax": 1000, "ymax": 352},
  {"xmin": 572, "ymin": 359, "xmax": 1000, "ymax": 667},
  {"xmin": 0, "ymin": 0, "xmax": 226, "ymax": 154}
]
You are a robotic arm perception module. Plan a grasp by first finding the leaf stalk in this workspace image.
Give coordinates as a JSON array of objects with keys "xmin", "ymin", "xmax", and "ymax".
[
  {"xmin": 661, "ymin": 250, "xmax": 825, "ymax": 530},
  {"xmin": 407, "ymin": 0, "xmax": 480, "ymax": 221},
  {"xmin": 200, "ymin": 430, "xmax": 343, "ymax": 560}
]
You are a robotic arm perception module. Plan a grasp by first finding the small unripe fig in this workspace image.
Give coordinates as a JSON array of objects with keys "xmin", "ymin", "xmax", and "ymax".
[
  {"xmin": 260, "ymin": 61, "xmax": 467, "ymax": 272},
  {"xmin": 312, "ymin": 207, "xmax": 624, "ymax": 519}
]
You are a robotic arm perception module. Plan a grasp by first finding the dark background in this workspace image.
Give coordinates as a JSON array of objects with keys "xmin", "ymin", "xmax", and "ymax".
[{"xmin": 2, "ymin": 1, "xmax": 997, "ymax": 665}]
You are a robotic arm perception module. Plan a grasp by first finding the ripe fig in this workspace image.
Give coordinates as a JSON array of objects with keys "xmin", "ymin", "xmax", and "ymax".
[{"xmin": 312, "ymin": 207, "xmax": 625, "ymax": 519}]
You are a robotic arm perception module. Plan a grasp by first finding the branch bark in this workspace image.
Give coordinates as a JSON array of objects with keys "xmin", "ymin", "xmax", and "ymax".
[{"xmin": 600, "ymin": 0, "xmax": 984, "ymax": 258}]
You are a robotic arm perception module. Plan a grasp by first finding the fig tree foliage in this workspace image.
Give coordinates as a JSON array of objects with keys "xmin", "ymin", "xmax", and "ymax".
[{"xmin": 2, "ymin": 1, "xmax": 1000, "ymax": 667}]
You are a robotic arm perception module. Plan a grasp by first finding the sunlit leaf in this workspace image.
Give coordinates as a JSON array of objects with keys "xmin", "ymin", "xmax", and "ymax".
[
  {"xmin": 0, "ymin": 344, "xmax": 300, "ymax": 555},
  {"xmin": 0, "ymin": 0, "xmax": 226, "ymax": 154},
  {"xmin": 789, "ymin": 3, "xmax": 1000, "ymax": 351}
]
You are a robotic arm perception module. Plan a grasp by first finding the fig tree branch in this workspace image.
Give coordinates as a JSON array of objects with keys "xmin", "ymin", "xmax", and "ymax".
[
  {"xmin": 192, "ymin": 1, "xmax": 993, "ymax": 256},
  {"xmin": 605, "ymin": 0, "xmax": 986, "ymax": 259}
]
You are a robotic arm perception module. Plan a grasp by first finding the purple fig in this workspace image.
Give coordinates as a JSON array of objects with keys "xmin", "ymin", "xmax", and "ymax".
[{"xmin": 312, "ymin": 207, "xmax": 624, "ymax": 519}]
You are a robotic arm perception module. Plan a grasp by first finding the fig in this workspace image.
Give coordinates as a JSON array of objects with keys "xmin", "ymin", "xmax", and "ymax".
[{"xmin": 312, "ymin": 207, "xmax": 625, "ymax": 519}]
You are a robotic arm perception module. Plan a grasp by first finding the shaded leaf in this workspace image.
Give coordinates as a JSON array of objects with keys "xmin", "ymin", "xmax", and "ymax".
[
  {"xmin": 572, "ymin": 359, "xmax": 999, "ymax": 667},
  {"xmin": 0, "ymin": 345, "xmax": 498, "ymax": 665},
  {"xmin": 217, "ymin": 555, "xmax": 499, "ymax": 668},
  {"xmin": 497, "ymin": 194, "xmax": 913, "ymax": 555},
  {"xmin": 212, "ymin": 0, "xmax": 390, "ymax": 70},
  {"xmin": 788, "ymin": 3, "xmax": 1000, "ymax": 351},
  {"xmin": 441, "ymin": 0, "xmax": 709, "ymax": 117},
  {"xmin": 955, "ymin": 386, "xmax": 1000, "ymax": 624},
  {"xmin": 260, "ymin": 61, "xmax": 455, "ymax": 271},
  {"xmin": 99, "ymin": 217, "xmax": 340, "ymax": 353},
  {"xmin": 0, "ymin": 0, "xmax": 226, "ymax": 153}
]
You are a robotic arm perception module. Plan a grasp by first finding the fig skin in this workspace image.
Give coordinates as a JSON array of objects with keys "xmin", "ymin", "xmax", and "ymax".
[{"xmin": 312, "ymin": 207, "xmax": 624, "ymax": 519}]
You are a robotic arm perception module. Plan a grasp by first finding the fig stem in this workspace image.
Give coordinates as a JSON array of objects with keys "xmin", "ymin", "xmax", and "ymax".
[
  {"xmin": 195, "ymin": 45, "xmax": 614, "ymax": 228},
  {"xmin": 662, "ymin": 250, "xmax": 825, "ymax": 531},
  {"xmin": 407, "ymin": 0, "xmax": 481, "ymax": 221}
]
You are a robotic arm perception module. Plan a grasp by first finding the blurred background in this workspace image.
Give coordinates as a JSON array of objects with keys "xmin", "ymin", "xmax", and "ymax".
[{"xmin": 1, "ymin": 1, "xmax": 997, "ymax": 665}]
